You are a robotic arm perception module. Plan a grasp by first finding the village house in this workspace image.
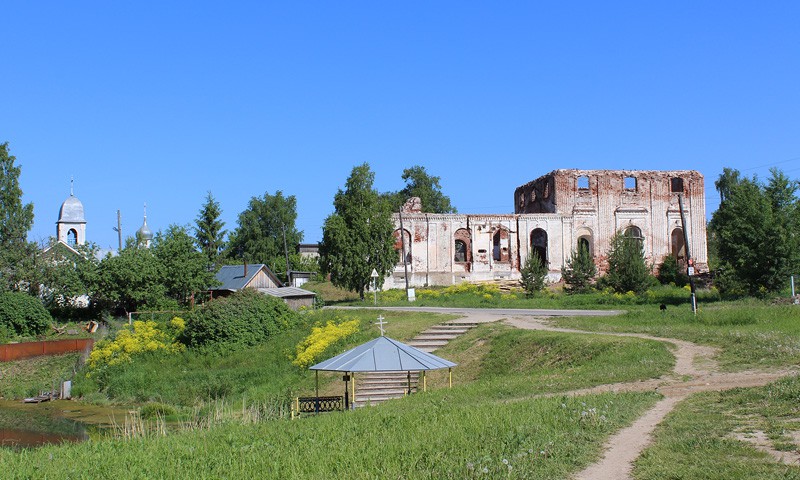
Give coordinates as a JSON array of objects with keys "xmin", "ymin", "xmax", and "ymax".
[{"xmin": 209, "ymin": 263, "xmax": 317, "ymax": 309}]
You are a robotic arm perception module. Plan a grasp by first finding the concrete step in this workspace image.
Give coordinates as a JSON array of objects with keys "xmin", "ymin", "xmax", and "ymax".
[
  {"xmin": 408, "ymin": 340, "xmax": 449, "ymax": 347},
  {"xmin": 414, "ymin": 333, "xmax": 462, "ymax": 341}
]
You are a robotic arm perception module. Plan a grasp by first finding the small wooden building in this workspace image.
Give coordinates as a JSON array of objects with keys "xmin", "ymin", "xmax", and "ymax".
[{"xmin": 210, "ymin": 264, "xmax": 316, "ymax": 309}]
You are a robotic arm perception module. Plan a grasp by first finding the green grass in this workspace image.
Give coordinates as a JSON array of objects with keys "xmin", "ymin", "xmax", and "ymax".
[
  {"xmin": 330, "ymin": 282, "xmax": 724, "ymax": 309},
  {"xmin": 0, "ymin": 389, "xmax": 661, "ymax": 479},
  {"xmin": 551, "ymin": 301, "xmax": 800, "ymax": 370},
  {"xmin": 0, "ymin": 353, "xmax": 81, "ymax": 399},
  {"xmin": 634, "ymin": 375, "xmax": 800, "ymax": 479}
]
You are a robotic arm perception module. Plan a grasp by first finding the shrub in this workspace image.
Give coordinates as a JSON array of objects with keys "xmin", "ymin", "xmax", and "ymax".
[
  {"xmin": 0, "ymin": 291, "xmax": 52, "ymax": 337},
  {"xmin": 293, "ymin": 318, "xmax": 359, "ymax": 367},
  {"xmin": 182, "ymin": 289, "xmax": 300, "ymax": 349},
  {"xmin": 88, "ymin": 318, "xmax": 186, "ymax": 370},
  {"xmin": 656, "ymin": 255, "xmax": 688, "ymax": 287}
]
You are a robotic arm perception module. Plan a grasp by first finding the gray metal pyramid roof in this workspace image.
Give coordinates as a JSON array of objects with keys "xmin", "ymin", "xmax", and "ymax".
[{"xmin": 310, "ymin": 336, "xmax": 457, "ymax": 372}]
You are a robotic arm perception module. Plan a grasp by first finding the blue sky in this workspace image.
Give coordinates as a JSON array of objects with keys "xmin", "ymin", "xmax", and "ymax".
[{"xmin": 3, "ymin": 2, "xmax": 799, "ymax": 252}]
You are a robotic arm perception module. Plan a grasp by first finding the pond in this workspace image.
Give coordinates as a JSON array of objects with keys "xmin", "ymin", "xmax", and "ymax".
[{"xmin": 0, "ymin": 399, "xmax": 133, "ymax": 450}]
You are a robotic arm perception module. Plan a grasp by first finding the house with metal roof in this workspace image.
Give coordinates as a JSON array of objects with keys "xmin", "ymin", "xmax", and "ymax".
[{"xmin": 210, "ymin": 264, "xmax": 316, "ymax": 309}]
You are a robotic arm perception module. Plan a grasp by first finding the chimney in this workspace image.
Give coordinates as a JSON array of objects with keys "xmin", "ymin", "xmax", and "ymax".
[{"xmin": 243, "ymin": 259, "xmax": 248, "ymax": 277}]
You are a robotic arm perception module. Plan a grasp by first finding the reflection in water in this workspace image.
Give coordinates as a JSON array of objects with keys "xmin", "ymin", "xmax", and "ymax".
[
  {"xmin": 0, "ymin": 402, "xmax": 94, "ymax": 450},
  {"xmin": 0, "ymin": 427, "xmax": 88, "ymax": 450}
]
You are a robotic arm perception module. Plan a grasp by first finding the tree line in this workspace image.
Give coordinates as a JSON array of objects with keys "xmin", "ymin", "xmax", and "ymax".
[{"xmin": 0, "ymin": 142, "xmax": 455, "ymax": 316}]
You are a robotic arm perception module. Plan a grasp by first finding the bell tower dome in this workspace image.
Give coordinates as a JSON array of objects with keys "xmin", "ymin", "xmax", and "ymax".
[{"xmin": 56, "ymin": 179, "xmax": 86, "ymax": 246}]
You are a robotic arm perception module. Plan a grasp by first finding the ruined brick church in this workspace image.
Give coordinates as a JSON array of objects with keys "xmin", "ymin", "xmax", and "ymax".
[{"xmin": 385, "ymin": 169, "xmax": 708, "ymax": 289}]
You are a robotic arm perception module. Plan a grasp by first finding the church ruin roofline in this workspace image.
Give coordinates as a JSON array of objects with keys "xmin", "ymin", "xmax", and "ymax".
[{"xmin": 515, "ymin": 168, "xmax": 703, "ymax": 190}]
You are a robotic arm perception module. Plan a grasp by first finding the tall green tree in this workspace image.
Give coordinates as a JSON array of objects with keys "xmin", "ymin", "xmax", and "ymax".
[
  {"xmin": 0, "ymin": 142, "xmax": 36, "ymax": 292},
  {"xmin": 93, "ymin": 238, "xmax": 167, "ymax": 313},
  {"xmin": 225, "ymin": 191, "xmax": 302, "ymax": 281},
  {"xmin": 561, "ymin": 243, "xmax": 597, "ymax": 293},
  {"xmin": 194, "ymin": 192, "xmax": 226, "ymax": 270},
  {"xmin": 385, "ymin": 165, "xmax": 457, "ymax": 213},
  {"xmin": 154, "ymin": 224, "xmax": 216, "ymax": 304},
  {"xmin": 39, "ymin": 240, "xmax": 100, "ymax": 308},
  {"xmin": 320, "ymin": 164, "xmax": 396, "ymax": 300},
  {"xmin": 600, "ymin": 231, "xmax": 653, "ymax": 295},
  {"xmin": 709, "ymin": 168, "xmax": 800, "ymax": 296}
]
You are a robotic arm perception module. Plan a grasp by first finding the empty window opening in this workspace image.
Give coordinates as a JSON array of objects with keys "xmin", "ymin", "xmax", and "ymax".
[
  {"xmin": 578, "ymin": 235, "xmax": 592, "ymax": 256},
  {"xmin": 624, "ymin": 226, "xmax": 644, "ymax": 250},
  {"xmin": 454, "ymin": 228, "xmax": 472, "ymax": 270},
  {"xmin": 67, "ymin": 229, "xmax": 78, "ymax": 246},
  {"xmin": 671, "ymin": 177, "xmax": 684, "ymax": 193},
  {"xmin": 624, "ymin": 176, "xmax": 637, "ymax": 191},
  {"xmin": 393, "ymin": 229, "xmax": 412, "ymax": 265},
  {"xmin": 454, "ymin": 240, "xmax": 467, "ymax": 262},
  {"xmin": 530, "ymin": 228, "xmax": 548, "ymax": 267},
  {"xmin": 671, "ymin": 228, "xmax": 686, "ymax": 263},
  {"xmin": 493, "ymin": 228, "xmax": 510, "ymax": 262},
  {"xmin": 577, "ymin": 176, "xmax": 590, "ymax": 190}
]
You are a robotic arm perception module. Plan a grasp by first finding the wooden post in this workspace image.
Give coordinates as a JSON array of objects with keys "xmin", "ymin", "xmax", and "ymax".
[
  {"xmin": 423, "ymin": 371, "xmax": 427, "ymax": 392},
  {"xmin": 449, "ymin": 368, "xmax": 452, "ymax": 389}
]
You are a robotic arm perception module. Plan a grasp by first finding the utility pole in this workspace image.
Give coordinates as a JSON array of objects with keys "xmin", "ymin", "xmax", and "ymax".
[
  {"xmin": 678, "ymin": 194, "xmax": 697, "ymax": 315},
  {"xmin": 282, "ymin": 224, "xmax": 291, "ymax": 287},
  {"xmin": 112, "ymin": 210, "xmax": 123, "ymax": 252},
  {"xmin": 398, "ymin": 209, "xmax": 410, "ymax": 300}
]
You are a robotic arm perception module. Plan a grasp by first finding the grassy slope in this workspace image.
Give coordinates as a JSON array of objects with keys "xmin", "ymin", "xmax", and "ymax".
[{"xmin": 0, "ymin": 353, "xmax": 80, "ymax": 399}]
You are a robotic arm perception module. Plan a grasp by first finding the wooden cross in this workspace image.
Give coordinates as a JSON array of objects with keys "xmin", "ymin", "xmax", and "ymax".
[{"xmin": 375, "ymin": 315, "xmax": 387, "ymax": 336}]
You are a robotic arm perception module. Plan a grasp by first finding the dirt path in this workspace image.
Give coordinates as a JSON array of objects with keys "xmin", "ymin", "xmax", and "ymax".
[{"xmin": 503, "ymin": 315, "xmax": 795, "ymax": 480}]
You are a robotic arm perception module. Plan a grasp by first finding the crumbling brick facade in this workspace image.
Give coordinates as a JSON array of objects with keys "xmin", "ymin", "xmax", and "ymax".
[{"xmin": 385, "ymin": 169, "xmax": 708, "ymax": 289}]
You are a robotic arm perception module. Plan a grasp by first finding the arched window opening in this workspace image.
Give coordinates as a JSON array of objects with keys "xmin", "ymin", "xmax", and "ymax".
[
  {"xmin": 454, "ymin": 228, "xmax": 472, "ymax": 271},
  {"xmin": 671, "ymin": 228, "xmax": 686, "ymax": 264},
  {"xmin": 393, "ymin": 229, "xmax": 411, "ymax": 265},
  {"xmin": 492, "ymin": 228, "xmax": 510, "ymax": 262},
  {"xmin": 530, "ymin": 228, "xmax": 548, "ymax": 267},
  {"xmin": 67, "ymin": 229, "xmax": 78, "ymax": 246},
  {"xmin": 624, "ymin": 225, "xmax": 644, "ymax": 250}
]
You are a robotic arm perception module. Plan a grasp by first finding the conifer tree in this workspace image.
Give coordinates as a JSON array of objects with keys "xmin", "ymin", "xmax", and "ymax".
[
  {"xmin": 194, "ymin": 192, "xmax": 226, "ymax": 269},
  {"xmin": 520, "ymin": 250, "xmax": 548, "ymax": 295},
  {"xmin": 561, "ymin": 243, "xmax": 597, "ymax": 293}
]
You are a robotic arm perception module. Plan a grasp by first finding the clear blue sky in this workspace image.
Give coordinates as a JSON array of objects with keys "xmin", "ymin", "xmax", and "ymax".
[{"xmin": 3, "ymin": 2, "xmax": 799, "ymax": 252}]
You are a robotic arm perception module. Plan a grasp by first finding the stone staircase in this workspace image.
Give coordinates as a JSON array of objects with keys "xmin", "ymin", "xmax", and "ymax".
[{"xmin": 354, "ymin": 321, "xmax": 478, "ymax": 407}]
